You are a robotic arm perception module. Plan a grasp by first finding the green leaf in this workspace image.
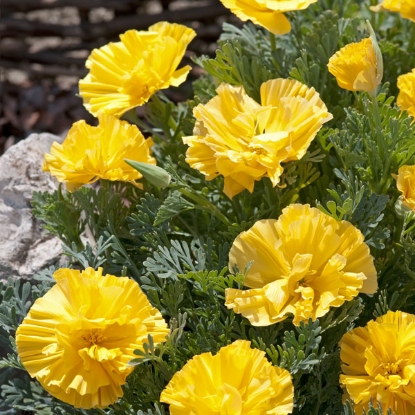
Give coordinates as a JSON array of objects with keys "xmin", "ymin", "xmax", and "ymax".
[{"xmin": 154, "ymin": 190, "xmax": 194, "ymax": 226}]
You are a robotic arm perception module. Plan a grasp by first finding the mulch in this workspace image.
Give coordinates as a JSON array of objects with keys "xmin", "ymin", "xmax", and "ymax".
[{"xmin": 0, "ymin": 0, "xmax": 233, "ymax": 156}]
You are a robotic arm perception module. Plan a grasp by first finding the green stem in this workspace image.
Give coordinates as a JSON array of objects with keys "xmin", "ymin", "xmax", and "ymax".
[
  {"xmin": 407, "ymin": 21, "xmax": 415, "ymax": 54},
  {"xmin": 58, "ymin": 185, "xmax": 85, "ymax": 251},
  {"xmin": 178, "ymin": 188, "xmax": 232, "ymax": 227},
  {"xmin": 121, "ymin": 108, "xmax": 141, "ymax": 126},
  {"xmin": 269, "ymin": 32, "xmax": 282, "ymax": 74},
  {"xmin": 393, "ymin": 216, "xmax": 406, "ymax": 244},
  {"xmin": 71, "ymin": 233, "xmax": 85, "ymax": 253},
  {"xmin": 313, "ymin": 367, "xmax": 322, "ymax": 415},
  {"xmin": 368, "ymin": 90, "xmax": 386, "ymax": 193},
  {"xmin": 108, "ymin": 217, "xmax": 142, "ymax": 281},
  {"xmin": 370, "ymin": 90, "xmax": 394, "ymax": 195},
  {"xmin": 269, "ymin": 31, "xmax": 277, "ymax": 53},
  {"xmin": 369, "ymin": 91, "xmax": 384, "ymax": 157},
  {"xmin": 99, "ymin": 178, "xmax": 110, "ymax": 191},
  {"xmin": 152, "ymin": 92, "xmax": 179, "ymax": 139}
]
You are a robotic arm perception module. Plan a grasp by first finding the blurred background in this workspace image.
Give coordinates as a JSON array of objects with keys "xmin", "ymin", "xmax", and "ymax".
[{"xmin": 0, "ymin": 0, "xmax": 233, "ymax": 155}]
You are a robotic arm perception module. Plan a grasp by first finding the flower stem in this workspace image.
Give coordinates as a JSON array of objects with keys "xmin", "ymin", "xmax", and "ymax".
[
  {"xmin": 178, "ymin": 187, "xmax": 232, "ymax": 227},
  {"xmin": 269, "ymin": 32, "xmax": 282, "ymax": 74},
  {"xmin": 368, "ymin": 90, "xmax": 387, "ymax": 193},
  {"xmin": 122, "ymin": 108, "xmax": 141, "ymax": 126},
  {"xmin": 407, "ymin": 20, "xmax": 415, "ymax": 54},
  {"xmin": 269, "ymin": 31, "xmax": 277, "ymax": 53}
]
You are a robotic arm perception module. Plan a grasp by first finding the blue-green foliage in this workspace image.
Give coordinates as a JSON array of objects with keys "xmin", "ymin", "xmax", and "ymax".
[{"xmin": 2, "ymin": 1, "xmax": 415, "ymax": 414}]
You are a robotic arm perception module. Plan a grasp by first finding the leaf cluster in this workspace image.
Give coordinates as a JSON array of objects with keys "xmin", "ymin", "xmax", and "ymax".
[{"xmin": 5, "ymin": 1, "xmax": 415, "ymax": 414}]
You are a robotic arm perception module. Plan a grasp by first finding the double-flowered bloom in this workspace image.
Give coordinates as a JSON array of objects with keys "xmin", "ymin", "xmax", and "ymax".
[
  {"xmin": 339, "ymin": 310, "xmax": 415, "ymax": 414},
  {"xmin": 397, "ymin": 69, "xmax": 415, "ymax": 119},
  {"xmin": 79, "ymin": 22, "xmax": 196, "ymax": 117},
  {"xmin": 160, "ymin": 339, "xmax": 294, "ymax": 414},
  {"xmin": 225, "ymin": 204, "xmax": 378, "ymax": 325},
  {"xmin": 371, "ymin": 0, "xmax": 415, "ymax": 22},
  {"xmin": 219, "ymin": 0, "xmax": 317, "ymax": 35},
  {"xmin": 394, "ymin": 164, "xmax": 415, "ymax": 211},
  {"xmin": 42, "ymin": 115, "xmax": 156, "ymax": 191},
  {"xmin": 16, "ymin": 268, "xmax": 169, "ymax": 408},
  {"xmin": 184, "ymin": 79, "xmax": 332, "ymax": 199}
]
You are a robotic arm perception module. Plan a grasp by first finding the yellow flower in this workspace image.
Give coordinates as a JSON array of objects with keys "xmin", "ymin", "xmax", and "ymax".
[
  {"xmin": 219, "ymin": 0, "xmax": 317, "ymax": 35},
  {"xmin": 79, "ymin": 22, "xmax": 196, "ymax": 117},
  {"xmin": 328, "ymin": 38, "xmax": 382, "ymax": 92},
  {"xmin": 160, "ymin": 340, "xmax": 294, "ymax": 415},
  {"xmin": 371, "ymin": 0, "xmax": 415, "ymax": 22},
  {"xmin": 42, "ymin": 115, "xmax": 156, "ymax": 192},
  {"xmin": 394, "ymin": 165, "xmax": 415, "ymax": 211},
  {"xmin": 15, "ymin": 267, "xmax": 169, "ymax": 409},
  {"xmin": 339, "ymin": 310, "xmax": 415, "ymax": 415},
  {"xmin": 183, "ymin": 79, "xmax": 332, "ymax": 199},
  {"xmin": 225, "ymin": 204, "xmax": 378, "ymax": 326},
  {"xmin": 397, "ymin": 69, "xmax": 415, "ymax": 119}
]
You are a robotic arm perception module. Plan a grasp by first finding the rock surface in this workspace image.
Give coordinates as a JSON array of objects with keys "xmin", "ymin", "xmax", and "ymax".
[{"xmin": 0, "ymin": 133, "xmax": 63, "ymax": 279}]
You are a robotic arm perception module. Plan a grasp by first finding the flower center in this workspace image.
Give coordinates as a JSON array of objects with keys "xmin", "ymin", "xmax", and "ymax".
[
  {"xmin": 253, "ymin": 147, "xmax": 267, "ymax": 155},
  {"xmin": 80, "ymin": 328, "xmax": 106, "ymax": 345},
  {"xmin": 383, "ymin": 360, "xmax": 403, "ymax": 376}
]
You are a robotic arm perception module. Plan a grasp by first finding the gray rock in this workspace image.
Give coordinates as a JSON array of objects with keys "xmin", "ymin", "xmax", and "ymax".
[{"xmin": 0, "ymin": 133, "xmax": 64, "ymax": 279}]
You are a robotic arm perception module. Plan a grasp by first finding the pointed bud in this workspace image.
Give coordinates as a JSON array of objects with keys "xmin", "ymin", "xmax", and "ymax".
[
  {"xmin": 125, "ymin": 159, "xmax": 171, "ymax": 188},
  {"xmin": 366, "ymin": 20, "xmax": 383, "ymax": 88}
]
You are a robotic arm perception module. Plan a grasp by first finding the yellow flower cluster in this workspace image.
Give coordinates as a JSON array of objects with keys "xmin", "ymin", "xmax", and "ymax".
[
  {"xmin": 397, "ymin": 69, "xmax": 415, "ymax": 119},
  {"xmin": 44, "ymin": 22, "xmax": 196, "ymax": 191},
  {"xmin": 184, "ymin": 79, "xmax": 332, "ymax": 199},
  {"xmin": 160, "ymin": 340, "xmax": 294, "ymax": 415},
  {"xmin": 371, "ymin": 0, "xmax": 415, "ymax": 22},
  {"xmin": 28, "ymin": 11, "xmax": 415, "ymax": 414},
  {"xmin": 16, "ymin": 268, "xmax": 169, "ymax": 409},
  {"xmin": 79, "ymin": 22, "xmax": 196, "ymax": 117},
  {"xmin": 219, "ymin": 0, "xmax": 317, "ymax": 35},
  {"xmin": 225, "ymin": 204, "xmax": 378, "ymax": 325},
  {"xmin": 339, "ymin": 310, "xmax": 415, "ymax": 414},
  {"xmin": 42, "ymin": 115, "xmax": 156, "ymax": 191}
]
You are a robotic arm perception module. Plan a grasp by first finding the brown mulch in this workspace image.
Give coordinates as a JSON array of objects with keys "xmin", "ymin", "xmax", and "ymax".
[{"xmin": 0, "ymin": 0, "xmax": 233, "ymax": 156}]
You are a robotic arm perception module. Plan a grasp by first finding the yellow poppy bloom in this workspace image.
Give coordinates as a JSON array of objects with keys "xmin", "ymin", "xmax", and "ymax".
[
  {"xmin": 394, "ymin": 165, "xmax": 415, "ymax": 211},
  {"xmin": 397, "ymin": 69, "xmax": 415, "ymax": 119},
  {"xmin": 15, "ymin": 267, "xmax": 169, "ymax": 409},
  {"xmin": 79, "ymin": 22, "xmax": 196, "ymax": 117},
  {"xmin": 183, "ymin": 79, "xmax": 332, "ymax": 199},
  {"xmin": 219, "ymin": 0, "xmax": 317, "ymax": 35},
  {"xmin": 160, "ymin": 340, "xmax": 294, "ymax": 415},
  {"xmin": 371, "ymin": 0, "xmax": 415, "ymax": 22},
  {"xmin": 339, "ymin": 310, "xmax": 415, "ymax": 414},
  {"xmin": 225, "ymin": 204, "xmax": 378, "ymax": 326},
  {"xmin": 42, "ymin": 115, "xmax": 156, "ymax": 192},
  {"xmin": 328, "ymin": 38, "xmax": 381, "ymax": 92}
]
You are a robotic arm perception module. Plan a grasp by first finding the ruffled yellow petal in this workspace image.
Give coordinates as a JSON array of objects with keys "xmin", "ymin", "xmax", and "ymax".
[
  {"xmin": 328, "ymin": 38, "xmax": 381, "ymax": 92},
  {"xmin": 225, "ymin": 204, "xmax": 377, "ymax": 325},
  {"xmin": 16, "ymin": 267, "xmax": 169, "ymax": 409},
  {"xmin": 183, "ymin": 79, "xmax": 331, "ymax": 199},
  {"xmin": 371, "ymin": 0, "xmax": 415, "ymax": 22},
  {"xmin": 219, "ymin": 0, "xmax": 317, "ymax": 35},
  {"xmin": 339, "ymin": 310, "xmax": 415, "ymax": 414},
  {"xmin": 260, "ymin": 79, "xmax": 333, "ymax": 161},
  {"xmin": 79, "ymin": 22, "xmax": 196, "ymax": 117},
  {"xmin": 42, "ymin": 115, "xmax": 156, "ymax": 191},
  {"xmin": 397, "ymin": 69, "xmax": 415, "ymax": 119},
  {"xmin": 394, "ymin": 165, "xmax": 415, "ymax": 211},
  {"xmin": 400, "ymin": 0, "xmax": 415, "ymax": 21},
  {"xmin": 160, "ymin": 340, "xmax": 294, "ymax": 415}
]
